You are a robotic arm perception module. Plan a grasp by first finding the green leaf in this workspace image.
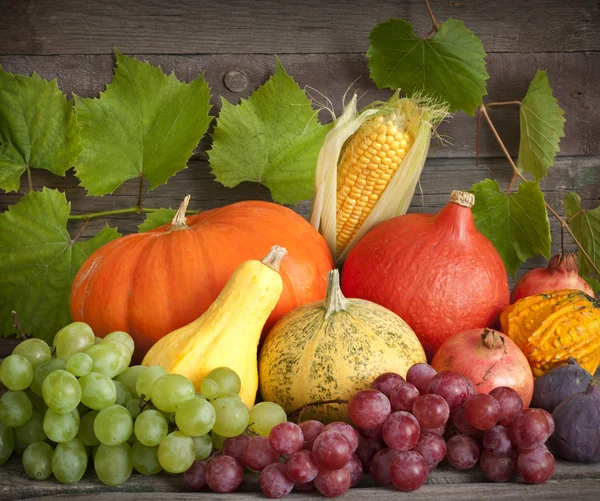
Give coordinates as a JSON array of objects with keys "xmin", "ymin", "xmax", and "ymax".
[
  {"xmin": 208, "ymin": 58, "xmax": 331, "ymax": 205},
  {"xmin": 517, "ymin": 70, "xmax": 565, "ymax": 181},
  {"xmin": 138, "ymin": 208, "xmax": 176, "ymax": 232},
  {"xmin": 0, "ymin": 68, "xmax": 81, "ymax": 192},
  {"xmin": 367, "ymin": 18, "xmax": 489, "ymax": 115},
  {"xmin": 74, "ymin": 50, "xmax": 212, "ymax": 195},
  {"xmin": 0, "ymin": 188, "xmax": 120, "ymax": 341},
  {"xmin": 470, "ymin": 179, "xmax": 551, "ymax": 276},
  {"xmin": 584, "ymin": 276, "xmax": 600, "ymax": 296},
  {"xmin": 564, "ymin": 192, "xmax": 600, "ymax": 277}
]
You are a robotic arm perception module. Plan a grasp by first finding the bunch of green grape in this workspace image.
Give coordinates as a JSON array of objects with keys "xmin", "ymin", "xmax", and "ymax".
[{"xmin": 0, "ymin": 321, "xmax": 289, "ymax": 488}]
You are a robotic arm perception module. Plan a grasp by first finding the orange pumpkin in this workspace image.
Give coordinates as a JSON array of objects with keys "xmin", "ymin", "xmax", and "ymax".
[{"xmin": 70, "ymin": 200, "xmax": 333, "ymax": 360}]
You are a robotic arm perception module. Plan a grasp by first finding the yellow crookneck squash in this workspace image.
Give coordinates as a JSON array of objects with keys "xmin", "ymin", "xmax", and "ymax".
[{"xmin": 142, "ymin": 245, "xmax": 287, "ymax": 407}]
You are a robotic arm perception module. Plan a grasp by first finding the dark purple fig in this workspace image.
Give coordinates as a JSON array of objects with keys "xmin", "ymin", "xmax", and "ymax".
[
  {"xmin": 549, "ymin": 380, "xmax": 600, "ymax": 463},
  {"xmin": 530, "ymin": 357, "xmax": 592, "ymax": 413}
]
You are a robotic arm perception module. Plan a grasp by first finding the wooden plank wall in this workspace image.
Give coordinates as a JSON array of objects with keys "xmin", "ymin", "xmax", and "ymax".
[{"xmin": 1, "ymin": 0, "xmax": 599, "ymax": 280}]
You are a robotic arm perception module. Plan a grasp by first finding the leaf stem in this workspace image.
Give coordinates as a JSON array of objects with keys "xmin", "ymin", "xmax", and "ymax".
[
  {"xmin": 423, "ymin": 0, "xmax": 440, "ymax": 32},
  {"xmin": 71, "ymin": 220, "xmax": 90, "ymax": 245},
  {"xmin": 480, "ymin": 105, "xmax": 600, "ymax": 276},
  {"xmin": 506, "ymin": 173, "xmax": 518, "ymax": 194},
  {"xmin": 137, "ymin": 174, "xmax": 144, "ymax": 210},
  {"xmin": 26, "ymin": 166, "xmax": 33, "ymax": 192},
  {"xmin": 68, "ymin": 207, "xmax": 199, "ymax": 221},
  {"xmin": 486, "ymin": 101, "xmax": 522, "ymax": 107},
  {"xmin": 11, "ymin": 311, "xmax": 28, "ymax": 341}
]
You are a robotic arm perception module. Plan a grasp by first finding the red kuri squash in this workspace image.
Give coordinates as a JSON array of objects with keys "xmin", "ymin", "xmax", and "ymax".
[
  {"xmin": 341, "ymin": 191, "xmax": 510, "ymax": 358},
  {"xmin": 71, "ymin": 199, "xmax": 333, "ymax": 359}
]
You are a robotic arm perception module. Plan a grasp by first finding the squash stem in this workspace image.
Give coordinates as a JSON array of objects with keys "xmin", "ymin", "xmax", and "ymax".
[
  {"xmin": 261, "ymin": 246, "xmax": 288, "ymax": 272},
  {"xmin": 171, "ymin": 195, "xmax": 191, "ymax": 230},
  {"xmin": 324, "ymin": 269, "xmax": 347, "ymax": 319}
]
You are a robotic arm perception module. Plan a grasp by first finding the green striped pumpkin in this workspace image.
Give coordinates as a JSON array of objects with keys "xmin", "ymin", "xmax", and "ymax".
[{"xmin": 258, "ymin": 269, "xmax": 426, "ymax": 423}]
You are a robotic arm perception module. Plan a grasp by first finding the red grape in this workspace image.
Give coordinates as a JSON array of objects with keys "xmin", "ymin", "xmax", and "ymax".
[
  {"xmin": 269, "ymin": 422, "xmax": 303, "ymax": 455},
  {"xmin": 312, "ymin": 431, "xmax": 353, "ymax": 469},
  {"xmin": 205, "ymin": 455, "xmax": 243, "ymax": 493},
  {"xmin": 482, "ymin": 425, "xmax": 512, "ymax": 455},
  {"xmin": 183, "ymin": 460, "xmax": 207, "ymax": 491},
  {"xmin": 538, "ymin": 408, "xmax": 555, "ymax": 436},
  {"xmin": 369, "ymin": 448, "xmax": 399, "ymax": 486},
  {"xmin": 406, "ymin": 363, "xmax": 436, "ymax": 395},
  {"xmin": 465, "ymin": 394, "xmax": 500, "ymax": 430},
  {"xmin": 355, "ymin": 435, "xmax": 384, "ymax": 472},
  {"xmin": 345, "ymin": 453, "xmax": 363, "ymax": 487},
  {"xmin": 285, "ymin": 450, "xmax": 319, "ymax": 483},
  {"xmin": 517, "ymin": 446, "xmax": 556, "ymax": 484},
  {"xmin": 294, "ymin": 481, "xmax": 314, "ymax": 492},
  {"xmin": 463, "ymin": 376, "xmax": 477, "ymax": 399},
  {"xmin": 422, "ymin": 424, "xmax": 446, "ymax": 436},
  {"xmin": 412, "ymin": 394, "xmax": 450, "ymax": 429},
  {"xmin": 509, "ymin": 409, "xmax": 551, "ymax": 450},
  {"xmin": 390, "ymin": 451, "xmax": 428, "ymax": 491},
  {"xmin": 389, "ymin": 382, "xmax": 420, "ymax": 412},
  {"xmin": 314, "ymin": 467, "xmax": 351, "ymax": 498},
  {"xmin": 322, "ymin": 422, "xmax": 359, "ymax": 452},
  {"xmin": 427, "ymin": 371, "xmax": 469, "ymax": 411},
  {"xmin": 259, "ymin": 463, "xmax": 295, "ymax": 499},
  {"xmin": 382, "ymin": 411, "xmax": 420, "ymax": 452},
  {"xmin": 348, "ymin": 389, "xmax": 391, "ymax": 429},
  {"xmin": 446, "ymin": 434, "xmax": 480, "ymax": 470},
  {"xmin": 413, "ymin": 431, "xmax": 446, "ymax": 472},
  {"xmin": 358, "ymin": 426, "xmax": 383, "ymax": 440},
  {"xmin": 489, "ymin": 387, "xmax": 523, "ymax": 427},
  {"xmin": 480, "ymin": 450, "xmax": 517, "ymax": 482},
  {"xmin": 451, "ymin": 405, "xmax": 480, "ymax": 436},
  {"xmin": 222, "ymin": 435, "xmax": 250, "ymax": 462},
  {"xmin": 299, "ymin": 420, "xmax": 324, "ymax": 451},
  {"xmin": 242, "ymin": 436, "xmax": 281, "ymax": 471},
  {"xmin": 371, "ymin": 372, "xmax": 405, "ymax": 397}
]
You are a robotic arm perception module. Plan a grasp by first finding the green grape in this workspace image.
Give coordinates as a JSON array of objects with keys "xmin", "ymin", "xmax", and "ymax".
[
  {"xmin": 42, "ymin": 370, "xmax": 81, "ymax": 413},
  {"xmin": 25, "ymin": 390, "xmax": 48, "ymax": 415},
  {"xmin": 94, "ymin": 443, "xmax": 133, "ymax": 486},
  {"xmin": 116, "ymin": 366, "xmax": 147, "ymax": 397},
  {"xmin": 206, "ymin": 367, "xmax": 241, "ymax": 394},
  {"xmin": 248, "ymin": 401, "xmax": 287, "ymax": 436},
  {"xmin": 85, "ymin": 343, "xmax": 123, "ymax": 378},
  {"xmin": 200, "ymin": 378, "xmax": 219, "ymax": 399},
  {"xmin": 66, "ymin": 352, "xmax": 93, "ymax": 377},
  {"xmin": 157, "ymin": 431, "xmax": 195, "ymax": 473},
  {"xmin": 13, "ymin": 339, "xmax": 51, "ymax": 368},
  {"xmin": 54, "ymin": 322, "xmax": 95, "ymax": 361},
  {"xmin": 94, "ymin": 336, "xmax": 103, "ymax": 345},
  {"xmin": 94, "ymin": 405, "xmax": 133, "ymax": 446},
  {"xmin": 77, "ymin": 401, "xmax": 90, "ymax": 417},
  {"xmin": 135, "ymin": 365, "xmax": 168, "ymax": 399},
  {"xmin": 105, "ymin": 340, "xmax": 132, "ymax": 375},
  {"xmin": 0, "ymin": 390, "xmax": 33, "ymax": 427},
  {"xmin": 192, "ymin": 434, "xmax": 212, "ymax": 460},
  {"xmin": 127, "ymin": 431, "xmax": 138, "ymax": 446},
  {"xmin": 151, "ymin": 374, "xmax": 195, "ymax": 413},
  {"xmin": 30, "ymin": 358, "xmax": 65, "ymax": 396},
  {"xmin": 103, "ymin": 331, "xmax": 135, "ymax": 354},
  {"xmin": 14, "ymin": 438, "xmax": 28, "ymax": 457},
  {"xmin": 43, "ymin": 409, "xmax": 79, "ymax": 443},
  {"xmin": 132, "ymin": 442, "xmax": 162, "ymax": 475},
  {"xmin": 134, "ymin": 410, "xmax": 168, "ymax": 447},
  {"xmin": 23, "ymin": 441, "xmax": 53, "ymax": 480},
  {"xmin": 0, "ymin": 421, "xmax": 15, "ymax": 465},
  {"xmin": 216, "ymin": 391, "xmax": 242, "ymax": 400},
  {"xmin": 0, "ymin": 354, "xmax": 33, "ymax": 390},
  {"xmin": 175, "ymin": 396, "xmax": 216, "ymax": 436},
  {"xmin": 210, "ymin": 431, "xmax": 227, "ymax": 450},
  {"xmin": 211, "ymin": 397, "xmax": 249, "ymax": 437},
  {"xmin": 196, "ymin": 393, "xmax": 207, "ymax": 400},
  {"xmin": 77, "ymin": 410, "xmax": 100, "ymax": 446},
  {"xmin": 79, "ymin": 372, "xmax": 116, "ymax": 410},
  {"xmin": 51, "ymin": 438, "xmax": 87, "ymax": 484},
  {"xmin": 125, "ymin": 398, "xmax": 141, "ymax": 419},
  {"xmin": 15, "ymin": 411, "xmax": 46, "ymax": 445},
  {"xmin": 114, "ymin": 381, "xmax": 132, "ymax": 407}
]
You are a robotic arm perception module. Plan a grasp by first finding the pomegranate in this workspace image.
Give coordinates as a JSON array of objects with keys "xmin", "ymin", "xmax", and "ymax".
[
  {"xmin": 511, "ymin": 253, "xmax": 594, "ymax": 303},
  {"xmin": 341, "ymin": 191, "xmax": 509, "ymax": 357},
  {"xmin": 431, "ymin": 328, "xmax": 534, "ymax": 407}
]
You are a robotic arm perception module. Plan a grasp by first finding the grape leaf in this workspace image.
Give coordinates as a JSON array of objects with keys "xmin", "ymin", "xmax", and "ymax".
[
  {"xmin": 564, "ymin": 192, "xmax": 600, "ymax": 278},
  {"xmin": 585, "ymin": 276, "xmax": 600, "ymax": 295},
  {"xmin": 518, "ymin": 70, "xmax": 565, "ymax": 181},
  {"xmin": 367, "ymin": 18, "xmax": 489, "ymax": 115},
  {"xmin": 0, "ymin": 68, "xmax": 81, "ymax": 192},
  {"xmin": 470, "ymin": 179, "xmax": 551, "ymax": 276},
  {"xmin": 74, "ymin": 50, "xmax": 212, "ymax": 195},
  {"xmin": 0, "ymin": 188, "xmax": 120, "ymax": 341},
  {"xmin": 138, "ymin": 208, "xmax": 176, "ymax": 232},
  {"xmin": 208, "ymin": 58, "xmax": 331, "ymax": 205}
]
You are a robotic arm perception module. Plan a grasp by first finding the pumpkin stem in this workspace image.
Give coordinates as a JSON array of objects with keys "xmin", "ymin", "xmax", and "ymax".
[
  {"xmin": 482, "ymin": 328, "xmax": 505, "ymax": 350},
  {"xmin": 450, "ymin": 190, "xmax": 475, "ymax": 208},
  {"xmin": 324, "ymin": 269, "xmax": 347, "ymax": 319},
  {"xmin": 171, "ymin": 195, "xmax": 191, "ymax": 230},
  {"xmin": 261, "ymin": 246, "xmax": 288, "ymax": 272}
]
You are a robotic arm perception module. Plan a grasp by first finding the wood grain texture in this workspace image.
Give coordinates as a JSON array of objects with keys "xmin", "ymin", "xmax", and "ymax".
[
  {"xmin": 1, "ymin": 0, "xmax": 599, "ymax": 55},
  {"xmin": 0, "ymin": 52, "xmax": 599, "ymax": 159}
]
